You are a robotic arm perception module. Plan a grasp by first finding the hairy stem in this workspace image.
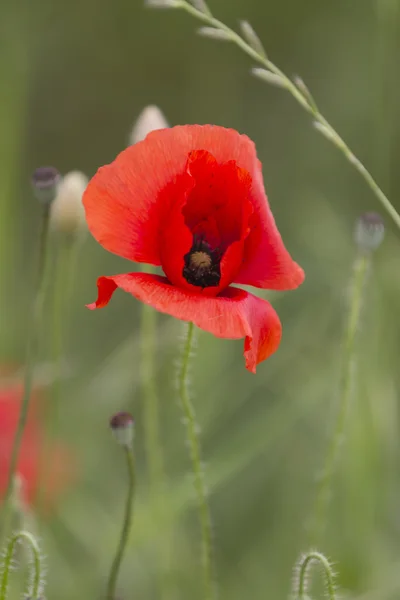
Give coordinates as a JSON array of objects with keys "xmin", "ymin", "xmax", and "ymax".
[
  {"xmin": 312, "ymin": 254, "xmax": 369, "ymax": 541},
  {"xmin": 178, "ymin": 322, "xmax": 215, "ymax": 600},
  {"xmin": 295, "ymin": 550, "xmax": 336, "ymax": 600},
  {"xmin": 106, "ymin": 446, "xmax": 136, "ymax": 600},
  {"xmin": 1, "ymin": 204, "xmax": 51, "ymax": 538},
  {"xmin": 0, "ymin": 530, "xmax": 43, "ymax": 600},
  {"xmin": 172, "ymin": 0, "xmax": 400, "ymax": 232}
]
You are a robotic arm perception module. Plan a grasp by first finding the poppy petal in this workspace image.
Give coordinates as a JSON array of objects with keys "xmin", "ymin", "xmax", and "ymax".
[
  {"xmin": 234, "ymin": 163, "xmax": 305, "ymax": 290},
  {"xmin": 87, "ymin": 273, "xmax": 282, "ymax": 373},
  {"xmin": 83, "ymin": 125, "xmax": 266, "ymax": 266},
  {"xmin": 160, "ymin": 150, "xmax": 253, "ymax": 296}
]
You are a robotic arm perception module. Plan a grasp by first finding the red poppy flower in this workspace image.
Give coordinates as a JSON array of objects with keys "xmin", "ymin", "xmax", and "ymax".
[
  {"xmin": 0, "ymin": 380, "xmax": 74, "ymax": 512},
  {"xmin": 84, "ymin": 125, "xmax": 304, "ymax": 372}
]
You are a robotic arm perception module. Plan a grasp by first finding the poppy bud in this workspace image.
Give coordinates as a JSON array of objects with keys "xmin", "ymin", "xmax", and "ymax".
[
  {"xmin": 31, "ymin": 166, "xmax": 61, "ymax": 205},
  {"xmin": 129, "ymin": 105, "xmax": 169, "ymax": 145},
  {"xmin": 109, "ymin": 412, "xmax": 134, "ymax": 447},
  {"xmin": 354, "ymin": 212, "xmax": 385, "ymax": 252},
  {"xmin": 50, "ymin": 171, "xmax": 88, "ymax": 237}
]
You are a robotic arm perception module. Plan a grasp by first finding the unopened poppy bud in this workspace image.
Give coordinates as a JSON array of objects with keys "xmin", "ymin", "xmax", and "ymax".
[
  {"xmin": 50, "ymin": 171, "xmax": 88, "ymax": 237},
  {"xmin": 129, "ymin": 105, "xmax": 169, "ymax": 145},
  {"xmin": 110, "ymin": 412, "xmax": 134, "ymax": 447},
  {"xmin": 31, "ymin": 166, "xmax": 61, "ymax": 205},
  {"xmin": 355, "ymin": 212, "xmax": 385, "ymax": 252}
]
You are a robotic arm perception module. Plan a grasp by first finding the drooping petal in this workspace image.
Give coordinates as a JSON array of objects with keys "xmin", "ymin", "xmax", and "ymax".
[
  {"xmin": 87, "ymin": 272, "xmax": 282, "ymax": 372},
  {"xmin": 83, "ymin": 125, "xmax": 263, "ymax": 265}
]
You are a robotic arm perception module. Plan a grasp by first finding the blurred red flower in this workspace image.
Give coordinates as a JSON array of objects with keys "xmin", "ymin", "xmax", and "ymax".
[
  {"xmin": 0, "ymin": 379, "xmax": 73, "ymax": 512},
  {"xmin": 84, "ymin": 125, "xmax": 304, "ymax": 372}
]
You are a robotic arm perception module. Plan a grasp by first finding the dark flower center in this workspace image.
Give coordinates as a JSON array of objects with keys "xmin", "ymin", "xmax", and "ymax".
[{"xmin": 183, "ymin": 237, "xmax": 221, "ymax": 288}]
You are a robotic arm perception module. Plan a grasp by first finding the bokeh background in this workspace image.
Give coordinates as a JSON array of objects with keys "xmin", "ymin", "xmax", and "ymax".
[{"xmin": 1, "ymin": 0, "xmax": 400, "ymax": 598}]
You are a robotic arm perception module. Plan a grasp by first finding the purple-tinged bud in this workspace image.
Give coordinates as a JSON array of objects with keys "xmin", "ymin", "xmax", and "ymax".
[
  {"xmin": 31, "ymin": 166, "xmax": 61, "ymax": 205},
  {"xmin": 110, "ymin": 412, "xmax": 134, "ymax": 447},
  {"xmin": 354, "ymin": 212, "xmax": 385, "ymax": 252}
]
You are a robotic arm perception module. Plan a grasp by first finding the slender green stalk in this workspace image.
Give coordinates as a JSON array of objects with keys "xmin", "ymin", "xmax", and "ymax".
[
  {"xmin": 140, "ymin": 294, "xmax": 164, "ymax": 496},
  {"xmin": 294, "ymin": 550, "xmax": 337, "ymax": 600},
  {"xmin": 178, "ymin": 322, "xmax": 215, "ymax": 600},
  {"xmin": 106, "ymin": 446, "xmax": 136, "ymax": 600},
  {"xmin": 38, "ymin": 237, "xmax": 79, "ymax": 514},
  {"xmin": 312, "ymin": 254, "xmax": 369, "ymax": 542},
  {"xmin": 1, "ymin": 204, "xmax": 51, "ymax": 538},
  {"xmin": 52, "ymin": 238, "xmax": 80, "ymax": 356},
  {"xmin": 141, "ymin": 296, "xmax": 172, "ymax": 597},
  {"xmin": 0, "ymin": 530, "xmax": 43, "ymax": 600},
  {"xmin": 167, "ymin": 0, "xmax": 400, "ymax": 232}
]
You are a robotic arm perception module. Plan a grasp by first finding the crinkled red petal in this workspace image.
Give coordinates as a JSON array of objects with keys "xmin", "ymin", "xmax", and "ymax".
[
  {"xmin": 234, "ymin": 161, "xmax": 304, "ymax": 290},
  {"xmin": 160, "ymin": 150, "xmax": 253, "ymax": 296},
  {"xmin": 84, "ymin": 123, "xmax": 303, "ymax": 289},
  {"xmin": 183, "ymin": 150, "xmax": 253, "ymax": 246},
  {"xmin": 87, "ymin": 272, "xmax": 282, "ymax": 373}
]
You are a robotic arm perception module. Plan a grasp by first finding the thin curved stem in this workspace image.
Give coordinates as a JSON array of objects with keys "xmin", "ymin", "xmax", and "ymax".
[
  {"xmin": 171, "ymin": 0, "xmax": 400, "ymax": 232},
  {"xmin": 312, "ymin": 254, "xmax": 369, "ymax": 542},
  {"xmin": 0, "ymin": 530, "xmax": 43, "ymax": 600},
  {"xmin": 178, "ymin": 322, "xmax": 215, "ymax": 600},
  {"xmin": 295, "ymin": 551, "xmax": 336, "ymax": 600},
  {"xmin": 1, "ymin": 203, "xmax": 51, "ymax": 539},
  {"xmin": 106, "ymin": 446, "xmax": 136, "ymax": 600}
]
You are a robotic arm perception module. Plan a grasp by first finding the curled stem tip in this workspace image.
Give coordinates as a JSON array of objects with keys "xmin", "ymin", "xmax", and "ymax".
[
  {"xmin": 294, "ymin": 550, "xmax": 337, "ymax": 600},
  {"xmin": 164, "ymin": 0, "xmax": 400, "ymax": 233},
  {"xmin": 0, "ymin": 530, "xmax": 43, "ymax": 600},
  {"xmin": 178, "ymin": 322, "xmax": 216, "ymax": 600},
  {"xmin": 106, "ymin": 444, "xmax": 136, "ymax": 600}
]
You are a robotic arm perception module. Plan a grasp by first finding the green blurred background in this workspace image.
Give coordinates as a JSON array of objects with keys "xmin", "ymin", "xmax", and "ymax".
[{"xmin": 1, "ymin": 0, "xmax": 400, "ymax": 598}]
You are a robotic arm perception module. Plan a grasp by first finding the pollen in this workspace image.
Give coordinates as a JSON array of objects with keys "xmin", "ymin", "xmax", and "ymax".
[{"xmin": 190, "ymin": 251, "xmax": 212, "ymax": 269}]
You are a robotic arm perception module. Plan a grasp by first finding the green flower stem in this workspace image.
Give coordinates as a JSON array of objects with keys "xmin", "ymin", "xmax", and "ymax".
[
  {"xmin": 140, "ymin": 295, "xmax": 172, "ymax": 596},
  {"xmin": 1, "ymin": 203, "xmax": 51, "ymax": 538},
  {"xmin": 312, "ymin": 254, "xmax": 369, "ymax": 542},
  {"xmin": 140, "ymin": 296, "xmax": 164, "ymax": 497},
  {"xmin": 0, "ymin": 530, "xmax": 43, "ymax": 600},
  {"xmin": 106, "ymin": 445, "xmax": 136, "ymax": 600},
  {"xmin": 51, "ymin": 237, "xmax": 80, "ymax": 364},
  {"xmin": 38, "ymin": 237, "xmax": 79, "ymax": 514},
  {"xmin": 173, "ymin": 0, "xmax": 400, "ymax": 232},
  {"xmin": 295, "ymin": 551, "xmax": 336, "ymax": 600},
  {"xmin": 178, "ymin": 322, "xmax": 215, "ymax": 600}
]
